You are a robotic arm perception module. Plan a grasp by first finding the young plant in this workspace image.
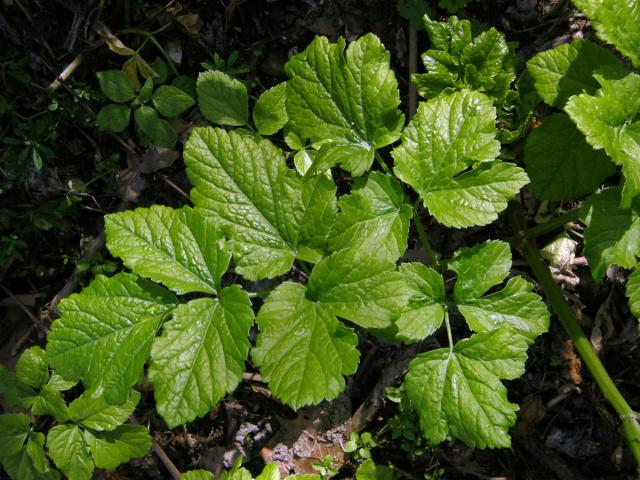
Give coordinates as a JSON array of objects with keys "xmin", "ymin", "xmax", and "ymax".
[
  {"xmin": 96, "ymin": 65, "xmax": 195, "ymax": 148},
  {"xmin": 0, "ymin": 347, "xmax": 151, "ymax": 480}
]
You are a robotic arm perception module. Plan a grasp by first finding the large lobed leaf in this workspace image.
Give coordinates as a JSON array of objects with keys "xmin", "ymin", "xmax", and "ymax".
[
  {"xmin": 329, "ymin": 172, "xmax": 412, "ymax": 262},
  {"xmin": 523, "ymin": 113, "xmax": 614, "ymax": 200},
  {"xmin": 252, "ymin": 282, "xmax": 359, "ymax": 409},
  {"xmin": 571, "ymin": 0, "xmax": 640, "ymax": 68},
  {"xmin": 46, "ymin": 273, "xmax": 178, "ymax": 404},
  {"xmin": 285, "ymin": 33, "xmax": 404, "ymax": 175},
  {"xmin": 105, "ymin": 205, "xmax": 231, "ymax": 295},
  {"xmin": 404, "ymin": 329, "xmax": 528, "ymax": 448},
  {"xmin": 149, "ymin": 286, "xmax": 254, "ymax": 428},
  {"xmin": 582, "ymin": 187, "xmax": 640, "ymax": 279},
  {"xmin": 184, "ymin": 127, "xmax": 336, "ymax": 280},
  {"xmin": 566, "ymin": 71, "xmax": 640, "ymax": 207},
  {"xmin": 527, "ymin": 39, "xmax": 624, "ymax": 108},
  {"xmin": 392, "ymin": 89, "xmax": 527, "ymax": 227}
]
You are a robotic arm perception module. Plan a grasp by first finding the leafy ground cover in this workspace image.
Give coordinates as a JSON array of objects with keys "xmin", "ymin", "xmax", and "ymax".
[{"xmin": 1, "ymin": 1, "xmax": 640, "ymax": 479}]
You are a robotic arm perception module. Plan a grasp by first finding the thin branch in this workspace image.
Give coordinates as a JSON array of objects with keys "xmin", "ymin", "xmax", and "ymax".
[{"xmin": 0, "ymin": 284, "xmax": 49, "ymax": 334}]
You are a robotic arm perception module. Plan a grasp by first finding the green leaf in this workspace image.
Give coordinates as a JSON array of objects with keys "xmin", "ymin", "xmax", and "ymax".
[
  {"xmin": 134, "ymin": 105, "xmax": 177, "ymax": 149},
  {"xmin": 47, "ymin": 425, "xmax": 93, "ymax": 480},
  {"xmin": 149, "ymin": 286, "xmax": 254, "ymax": 428},
  {"xmin": 626, "ymin": 268, "xmax": 640, "ymax": 322},
  {"xmin": 356, "ymin": 459, "xmax": 394, "ymax": 480},
  {"xmin": 307, "ymin": 249, "xmax": 407, "ymax": 330},
  {"xmin": 329, "ymin": 172, "xmax": 412, "ymax": 262},
  {"xmin": 3, "ymin": 432, "xmax": 59, "ymax": 480},
  {"xmin": 83, "ymin": 425, "xmax": 151, "ymax": 469},
  {"xmin": 582, "ymin": 187, "xmax": 640, "ymax": 279},
  {"xmin": 252, "ymin": 282, "xmax": 359, "ymax": 409},
  {"xmin": 571, "ymin": 0, "xmax": 640, "ymax": 68},
  {"xmin": 138, "ymin": 78, "xmax": 154, "ymax": 104},
  {"xmin": 172, "ymin": 75, "xmax": 197, "ymax": 98},
  {"xmin": 181, "ymin": 472, "xmax": 215, "ymax": 480},
  {"xmin": 413, "ymin": 15, "xmax": 516, "ymax": 104},
  {"xmin": 46, "ymin": 272, "xmax": 178, "ymax": 404},
  {"xmin": 448, "ymin": 240, "xmax": 512, "ymax": 300},
  {"xmin": 285, "ymin": 34, "xmax": 404, "ymax": 175},
  {"xmin": 457, "ymin": 276, "xmax": 550, "ymax": 344},
  {"xmin": 184, "ymin": 127, "xmax": 336, "ymax": 280},
  {"xmin": 404, "ymin": 329, "xmax": 528, "ymax": 448},
  {"xmin": 524, "ymin": 113, "xmax": 614, "ymax": 200},
  {"xmin": 566, "ymin": 71, "xmax": 640, "ymax": 207},
  {"xmin": 105, "ymin": 205, "xmax": 231, "ymax": 295},
  {"xmin": 0, "ymin": 413, "xmax": 30, "ymax": 460},
  {"xmin": 253, "ymin": 83, "xmax": 288, "ymax": 135},
  {"xmin": 256, "ymin": 464, "xmax": 280, "ymax": 480},
  {"xmin": 31, "ymin": 387, "xmax": 69, "ymax": 421},
  {"xmin": 97, "ymin": 70, "xmax": 135, "ymax": 103},
  {"xmin": 397, "ymin": 0, "xmax": 432, "ymax": 30},
  {"xmin": 395, "ymin": 263, "xmax": 446, "ymax": 343},
  {"xmin": 16, "ymin": 346, "xmax": 49, "ymax": 389},
  {"xmin": 307, "ymin": 142, "xmax": 374, "ymax": 177},
  {"xmin": 153, "ymin": 85, "xmax": 195, "ymax": 117},
  {"xmin": 68, "ymin": 387, "xmax": 140, "ymax": 431},
  {"xmin": 196, "ymin": 70, "xmax": 248, "ymax": 126},
  {"xmin": 96, "ymin": 104, "xmax": 131, "ymax": 132},
  {"xmin": 393, "ymin": 90, "xmax": 526, "ymax": 227},
  {"xmin": 526, "ymin": 39, "xmax": 624, "ymax": 108}
]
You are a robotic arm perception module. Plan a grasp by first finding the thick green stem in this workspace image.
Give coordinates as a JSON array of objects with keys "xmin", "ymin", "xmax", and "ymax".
[
  {"xmin": 412, "ymin": 203, "xmax": 438, "ymax": 268},
  {"xmin": 443, "ymin": 311, "xmax": 453, "ymax": 355},
  {"xmin": 515, "ymin": 207, "xmax": 640, "ymax": 465},
  {"xmin": 374, "ymin": 151, "xmax": 392, "ymax": 175},
  {"xmin": 521, "ymin": 206, "xmax": 583, "ymax": 239}
]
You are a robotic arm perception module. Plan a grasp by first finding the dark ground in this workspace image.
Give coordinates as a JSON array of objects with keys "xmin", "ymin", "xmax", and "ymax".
[{"xmin": 1, "ymin": 0, "xmax": 639, "ymax": 478}]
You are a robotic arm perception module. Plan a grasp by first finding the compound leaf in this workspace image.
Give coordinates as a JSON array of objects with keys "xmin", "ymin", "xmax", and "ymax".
[
  {"xmin": 307, "ymin": 249, "xmax": 407, "ymax": 330},
  {"xmin": 253, "ymin": 83, "xmax": 288, "ymax": 135},
  {"xmin": 47, "ymin": 425, "xmax": 93, "ymax": 480},
  {"xmin": 152, "ymin": 85, "xmax": 195, "ymax": 117},
  {"xmin": 395, "ymin": 263, "xmax": 446, "ymax": 343},
  {"xmin": 197, "ymin": 70, "xmax": 248, "ymax": 126},
  {"xmin": 566, "ymin": 71, "xmax": 640, "ymax": 207},
  {"xmin": 30, "ymin": 387, "xmax": 69, "ymax": 422},
  {"xmin": 524, "ymin": 113, "xmax": 614, "ymax": 200},
  {"xmin": 83, "ymin": 425, "xmax": 152, "ymax": 469},
  {"xmin": 149, "ymin": 286, "xmax": 254, "ymax": 428},
  {"xmin": 134, "ymin": 105, "xmax": 177, "ymax": 149},
  {"xmin": 393, "ymin": 90, "xmax": 526, "ymax": 227},
  {"xmin": 285, "ymin": 34, "xmax": 404, "ymax": 175},
  {"xmin": 582, "ymin": 187, "xmax": 640, "ymax": 279},
  {"xmin": 105, "ymin": 205, "xmax": 231, "ymax": 295},
  {"xmin": 329, "ymin": 172, "xmax": 412, "ymax": 262},
  {"xmin": 413, "ymin": 16, "xmax": 515, "ymax": 104},
  {"xmin": 3, "ymin": 431, "xmax": 59, "ymax": 480},
  {"xmin": 184, "ymin": 127, "xmax": 336, "ymax": 280},
  {"xmin": 572, "ymin": 0, "xmax": 640, "ymax": 68},
  {"xmin": 67, "ymin": 387, "xmax": 140, "ymax": 431},
  {"xmin": 16, "ymin": 346, "xmax": 48, "ymax": 389},
  {"xmin": 527, "ymin": 39, "xmax": 624, "ymax": 108},
  {"xmin": 46, "ymin": 273, "xmax": 178, "ymax": 404},
  {"xmin": 252, "ymin": 282, "xmax": 359, "ymax": 409},
  {"xmin": 404, "ymin": 329, "xmax": 528, "ymax": 448}
]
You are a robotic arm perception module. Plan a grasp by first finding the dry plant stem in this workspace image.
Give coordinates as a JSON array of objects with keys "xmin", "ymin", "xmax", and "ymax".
[
  {"xmin": 0, "ymin": 284, "xmax": 49, "ymax": 334},
  {"xmin": 45, "ymin": 53, "xmax": 86, "ymax": 94},
  {"xmin": 130, "ymin": 416, "xmax": 180, "ymax": 479},
  {"xmin": 513, "ymin": 205, "xmax": 640, "ymax": 466}
]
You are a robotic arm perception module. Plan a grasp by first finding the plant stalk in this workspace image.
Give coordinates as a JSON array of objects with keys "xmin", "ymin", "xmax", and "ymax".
[
  {"xmin": 514, "ymin": 206, "xmax": 640, "ymax": 465},
  {"xmin": 521, "ymin": 206, "xmax": 583, "ymax": 239},
  {"xmin": 412, "ymin": 203, "xmax": 438, "ymax": 267}
]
